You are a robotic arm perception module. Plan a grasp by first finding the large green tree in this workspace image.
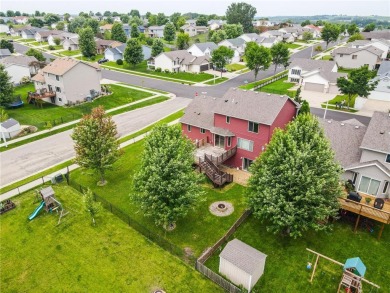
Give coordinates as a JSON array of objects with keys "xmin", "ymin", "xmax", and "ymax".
[
  {"xmin": 130, "ymin": 23, "xmax": 140, "ymax": 38},
  {"xmin": 84, "ymin": 18, "xmax": 100, "ymax": 34},
  {"xmin": 79, "ymin": 27, "xmax": 96, "ymax": 57},
  {"xmin": 336, "ymin": 66, "xmax": 378, "ymax": 109},
  {"xmin": 43, "ymin": 13, "xmax": 60, "ymax": 26},
  {"xmin": 247, "ymin": 114, "xmax": 342, "ymax": 238},
  {"xmin": 163, "ymin": 22, "xmax": 176, "ymax": 42},
  {"xmin": 363, "ymin": 23, "xmax": 376, "ymax": 32},
  {"xmin": 156, "ymin": 13, "xmax": 168, "ymax": 26},
  {"xmin": 68, "ymin": 16, "xmax": 86, "ymax": 33},
  {"xmin": 347, "ymin": 33, "xmax": 365, "ymax": 43},
  {"xmin": 111, "ymin": 23, "xmax": 127, "ymax": 43},
  {"xmin": 321, "ymin": 23, "xmax": 340, "ymax": 48},
  {"xmin": 347, "ymin": 23, "xmax": 359, "ymax": 36},
  {"xmin": 0, "ymin": 64, "xmax": 14, "ymax": 107},
  {"xmin": 224, "ymin": 23, "xmax": 244, "ymax": 39},
  {"xmin": 270, "ymin": 42, "xmax": 290, "ymax": 74},
  {"xmin": 245, "ymin": 42, "xmax": 272, "ymax": 80},
  {"xmin": 72, "ymin": 106, "xmax": 121, "ymax": 185},
  {"xmin": 151, "ymin": 39, "xmax": 164, "ymax": 57},
  {"xmin": 210, "ymin": 29, "xmax": 227, "ymax": 43},
  {"xmin": 226, "ymin": 2, "xmax": 257, "ymax": 33},
  {"xmin": 196, "ymin": 16, "xmax": 208, "ymax": 27},
  {"xmin": 124, "ymin": 38, "xmax": 144, "ymax": 67},
  {"xmin": 129, "ymin": 9, "xmax": 140, "ymax": 18},
  {"xmin": 211, "ymin": 45, "xmax": 234, "ymax": 77},
  {"xmin": 29, "ymin": 18, "xmax": 44, "ymax": 28},
  {"xmin": 176, "ymin": 32, "xmax": 190, "ymax": 50},
  {"xmin": 133, "ymin": 124, "xmax": 204, "ymax": 229},
  {"xmin": 0, "ymin": 39, "xmax": 14, "ymax": 53},
  {"xmin": 25, "ymin": 48, "xmax": 45, "ymax": 61}
]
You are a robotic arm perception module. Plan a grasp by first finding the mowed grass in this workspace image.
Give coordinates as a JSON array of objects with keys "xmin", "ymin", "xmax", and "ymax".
[
  {"xmin": 59, "ymin": 50, "xmax": 81, "ymax": 56},
  {"xmin": 226, "ymin": 63, "xmax": 246, "ymax": 72},
  {"xmin": 7, "ymin": 84, "xmax": 152, "ymax": 130},
  {"xmin": 257, "ymin": 77, "xmax": 295, "ymax": 95},
  {"xmin": 206, "ymin": 215, "xmax": 390, "ymax": 292},
  {"xmin": 0, "ymin": 185, "xmax": 221, "ymax": 292},
  {"xmin": 285, "ymin": 43, "xmax": 301, "ymax": 49},
  {"xmin": 204, "ymin": 77, "xmax": 228, "ymax": 85},
  {"xmin": 327, "ymin": 93, "xmax": 358, "ymax": 108},
  {"xmin": 105, "ymin": 61, "xmax": 214, "ymax": 82},
  {"xmin": 70, "ymin": 140, "xmax": 247, "ymax": 256}
]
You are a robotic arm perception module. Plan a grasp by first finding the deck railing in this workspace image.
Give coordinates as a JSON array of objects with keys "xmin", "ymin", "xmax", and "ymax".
[{"xmin": 205, "ymin": 146, "xmax": 237, "ymax": 165}]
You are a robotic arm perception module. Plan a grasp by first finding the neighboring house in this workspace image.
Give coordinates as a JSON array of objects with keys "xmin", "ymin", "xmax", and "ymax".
[
  {"xmin": 321, "ymin": 111, "xmax": 390, "ymax": 198},
  {"xmin": 180, "ymin": 24, "xmax": 208, "ymax": 37},
  {"xmin": 187, "ymin": 42, "xmax": 218, "ymax": 57},
  {"xmin": 31, "ymin": 57, "xmax": 101, "ymax": 106},
  {"xmin": 149, "ymin": 50, "xmax": 211, "ymax": 73},
  {"xmin": 282, "ymin": 32, "xmax": 295, "ymax": 43},
  {"xmin": 348, "ymin": 40, "xmax": 390, "ymax": 59},
  {"xmin": 104, "ymin": 44, "xmax": 151, "ymax": 61},
  {"xmin": 13, "ymin": 16, "xmax": 29, "ymax": 24},
  {"xmin": 146, "ymin": 25, "xmax": 165, "ymax": 38},
  {"xmin": 369, "ymin": 61, "xmax": 390, "ymax": 101},
  {"xmin": 0, "ymin": 118, "xmax": 21, "ymax": 139},
  {"xmin": 185, "ymin": 19, "xmax": 197, "ymax": 26},
  {"xmin": 218, "ymin": 38, "xmax": 246, "ymax": 63},
  {"xmin": 99, "ymin": 24, "xmax": 113, "ymax": 34},
  {"xmin": 238, "ymin": 33, "xmax": 264, "ymax": 43},
  {"xmin": 48, "ymin": 32, "xmax": 77, "ymax": 46},
  {"xmin": 208, "ymin": 20, "xmax": 225, "ymax": 31},
  {"xmin": 95, "ymin": 39, "xmax": 122, "ymax": 54},
  {"xmin": 288, "ymin": 58, "xmax": 346, "ymax": 93},
  {"xmin": 332, "ymin": 46, "xmax": 383, "ymax": 70},
  {"xmin": 180, "ymin": 88, "xmax": 299, "ymax": 170},
  {"xmin": 0, "ymin": 55, "xmax": 38, "ymax": 84},
  {"xmin": 35, "ymin": 30, "xmax": 63, "ymax": 42},
  {"xmin": 259, "ymin": 30, "xmax": 284, "ymax": 41},
  {"xmin": 0, "ymin": 49, "xmax": 12, "ymax": 59},
  {"xmin": 0, "ymin": 24, "xmax": 10, "ymax": 33},
  {"xmin": 123, "ymin": 24, "xmax": 145, "ymax": 37},
  {"xmin": 304, "ymin": 24, "xmax": 322, "ymax": 38},
  {"xmin": 21, "ymin": 27, "xmax": 44, "ymax": 39},
  {"xmin": 62, "ymin": 36, "xmax": 79, "ymax": 51},
  {"xmin": 361, "ymin": 30, "xmax": 390, "ymax": 41},
  {"xmin": 259, "ymin": 37, "xmax": 279, "ymax": 48},
  {"xmin": 219, "ymin": 239, "xmax": 267, "ymax": 291},
  {"xmin": 253, "ymin": 19, "xmax": 274, "ymax": 27},
  {"xmin": 10, "ymin": 26, "xmax": 28, "ymax": 37}
]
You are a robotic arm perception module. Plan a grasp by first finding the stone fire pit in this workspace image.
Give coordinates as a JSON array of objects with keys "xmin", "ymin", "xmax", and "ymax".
[{"xmin": 209, "ymin": 201, "xmax": 234, "ymax": 217}]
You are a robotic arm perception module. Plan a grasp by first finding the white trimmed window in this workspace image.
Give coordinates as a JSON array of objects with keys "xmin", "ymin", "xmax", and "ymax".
[
  {"xmin": 358, "ymin": 176, "xmax": 381, "ymax": 196},
  {"xmin": 248, "ymin": 121, "xmax": 259, "ymax": 133},
  {"xmin": 237, "ymin": 138, "xmax": 254, "ymax": 152},
  {"xmin": 187, "ymin": 125, "xmax": 191, "ymax": 132},
  {"xmin": 200, "ymin": 128, "xmax": 205, "ymax": 134},
  {"xmin": 291, "ymin": 69, "xmax": 301, "ymax": 75}
]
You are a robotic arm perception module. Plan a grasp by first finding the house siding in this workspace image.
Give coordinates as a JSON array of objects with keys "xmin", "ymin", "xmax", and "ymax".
[
  {"xmin": 334, "ymin": 50, "xmax": 380, "ymax": 70},
  {"xmin": 219, "ymin": 258, "xmax": 252, "ymax": 290},
  {"xmin": 360, "ymin": 149, "xmax": 389, "ymax": 166},
  {"xmin": 349, "ymin": 165, "xmax": 390, "ymax": 197},
  {"xmin": 4, "ymin": 65, "xmax": 32, "ymax": 84},
  {"xmin": 181, "ymin": 124, "xmax": 211, "ymax": 144}
]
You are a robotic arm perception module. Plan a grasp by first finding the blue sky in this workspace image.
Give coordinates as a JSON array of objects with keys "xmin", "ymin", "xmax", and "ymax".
[{"xmin": 1, "ymin": 0, "xmax": 389, "ymax": 16}]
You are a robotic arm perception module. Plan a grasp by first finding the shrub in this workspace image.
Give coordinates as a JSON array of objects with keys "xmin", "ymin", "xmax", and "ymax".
[
  {"xmin": 90, "ymin": 56, "xmax": 96, "ymax": 61},
  {"xmin": 116, "ymin": 59, "xmax": 123, "ymax": 65},
  {"xmin": 315, "ymin": 45, "xmax": 323, "ymax": 52},
  {"xmin": 145, "ymin": 38, "xmax": 154, "ymax": 46},
  {"xmin": 164, "ymin": 69, "xmax": 170, "ymax": 74},
  {"xmin": 155, "ymin": 67, "xmax": 162, "ymax": 72},
  {"xmin": 48, "ymin": 45, "xmax": 55, "ymax": 50}
]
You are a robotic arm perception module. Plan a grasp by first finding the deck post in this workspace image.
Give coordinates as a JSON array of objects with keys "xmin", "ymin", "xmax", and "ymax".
[
  {"xmin": 354, "ymin": 214, "xmax": 361, "ymax": 233},
  {"xmin": 310, "ymin": 255, "xmax": 320, "ymax": 283},
  {"xmin": 378, "ymin": 223, "xmax": 385, "ymax": 240}
]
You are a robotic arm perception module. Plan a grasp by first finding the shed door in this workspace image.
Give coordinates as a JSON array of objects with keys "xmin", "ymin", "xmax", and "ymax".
[{"xmin": 304, "ymin": 82, "xmax": 324, "ymax": 92}]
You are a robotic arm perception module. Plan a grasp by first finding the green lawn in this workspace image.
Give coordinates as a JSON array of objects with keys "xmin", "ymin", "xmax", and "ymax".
[
  {"xmin": 338, "ymin": 68, "xmax": 354, "ymax": 74},
  {"xmin": 16, "ymin": 38, "xmax": 34, "ymax": 43},
  {"xmin": 60, "ymin": 50, "xmax": 81, "ymax": 56},
  {"xmin": 104, "ymin": 61, "xmax": 214, "ymax": 83},
  {"xmin": 226, "ymin": 63, "xmax": 246, "ymax": 72},
  {"xmin": 257, "ymin": 76, "xmax": 295, "ymax": 97},
  {"xmin": 69, "ymin": 140, "xmax": 247, "ymax": 256},
  {"xmin": 189, "ymin": 33, "xmax": 208, "ymax": 45},
  {"xmin": 239, "ymin": 70, "xmax": 288, "ymax": 90},
  {"xmin": 108, "ymin": 96, "xmax": 169, "ymax": 116},
  {"xmin": 327, "ymin": 94, "xmax": 357, "ymax": 108},
  {"xmin": 0, "ymin": 185, "xmax": 221, "ymax": 292},
  {"xmin": 204, "ymin": 77, "xmax": 228, "ymax": 85},
  {"xmin": 206, "ymin": 215, "xmax": 390, "ymax": 292},
  {"xmin": 7, "ymin": 84, "xmax": 152, "ymax": 130},
  {"xmin": 47, "ymin": 45, "xmax": 65, "ymax": 50},
  {"xmin": 76, "ymin": 54, "xmax": 104, "ymax": 62},
  {"xmin": 321, "ymin": 55, "xmax": 333, "ymax": 60},
  {"xmin": 285, "ymin": 43, "xmax": 301, "ymax": 49}
]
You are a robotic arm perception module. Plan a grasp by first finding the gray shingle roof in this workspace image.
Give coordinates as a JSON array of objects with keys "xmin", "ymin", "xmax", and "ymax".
[
  {"xmin": 223, "ymin": 38, "xmax": 245, "ymax": 47},
  {"xmin": 220, "ymin": 239, "xmax": 267, "ymax": 275},
  {"xmin": 332, "ymin": 46, "xmax": 383, "ymax": 57},
  {"xmin": 0, "ymin": 55, "xmax": 38, "ymax": 67},
  {"xmin": 1, "ymin": 118, "xmax": 19, "ymax": 129},
  {"xmin": 377, "ymin": 60, "xmax": 390, "ymax": 76},
  {"xmin": 362, "ymin": 30, "xmax": 390, "ymax": 40},
  {"xmin": 345, "ymin": 160, "xmax": 390, "ymax": 175},
  {"xmin": 160, "ymin": 50, "xmax": 209, "ymax": 65},
  {"xmin": 261, "ymin": 37, "xmax": 278, "ymax": 44},
  {"xmin": 190, "ymin": 42, "xmax": 218, "ymax": 53},
  {"xmin": 210, "ymin": 127, "xmax": 235, "ymax": 136},
  {"xmin": 180, "ymin": 88, "xmax": 298, "ymax": 128},
  {"xmin": 347, "ymin": 40, "xmax": 372, "ymax": 47},
  {"xmin": 360, "ymin": 111, "xmax": 390, "ymax": 153},
  {"xmin": 289, "ymin": 58, "xmax": 336, "ymax": 72},
  {"xmin": 319, "ymin": 119, "xmax": 367, "ymax": 168}
]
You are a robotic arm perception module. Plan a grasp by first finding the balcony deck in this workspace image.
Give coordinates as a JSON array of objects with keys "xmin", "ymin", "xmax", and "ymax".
[{"xmin": 195, "ymin": 144, "xmax": 226, "ymax": 163}]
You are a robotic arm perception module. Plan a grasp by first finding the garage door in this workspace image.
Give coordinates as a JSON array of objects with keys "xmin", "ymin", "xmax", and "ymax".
[
  {"xmin": 200, "ymin": 64, "xmax": 210, "ymax": 72},
  {"xmin": 328, "ymin": 84, "xmax": 340, "ymax": 94},
  {"xmin": 304, "ymin": 82, "xmax": 325, "ymax": 92}
]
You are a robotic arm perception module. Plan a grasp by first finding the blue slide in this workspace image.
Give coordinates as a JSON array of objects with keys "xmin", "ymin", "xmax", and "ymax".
[{"xmin": 28, "ymin": 201, "xmax": 45, "ymax": 220}]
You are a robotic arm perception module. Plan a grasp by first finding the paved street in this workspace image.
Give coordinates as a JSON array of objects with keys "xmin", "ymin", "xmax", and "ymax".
[{"xmin": 0, "ymin": 97, "xmax": 191, "ymax": 186}]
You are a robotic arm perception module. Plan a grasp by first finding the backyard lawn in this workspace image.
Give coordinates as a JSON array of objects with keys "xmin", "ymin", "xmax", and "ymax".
[
  {"xmin": 239, "ymin": 70, "xmax": 288, "ymax": 90},
  {"xmin": 327, "ymin": 94, "xmax": 357, "ymax": 108},
  {"xmin": 206, "ymin": 215, "xmax": 390, "ymax": 292},
  {"xmin": 0, "ymin": 185, "xmax": 221, "ymax": 292},
  {"xmin": 69, "ymin": 140, "xmax": 248, "ymax": 256},
  {"xmin": 76, "ymin": 54, "xmax": 104, "ymax": 61},
  {"xmin": 189, "ymin": 32, "xmax": 208, "ymax": 45},
  {"xmin": 59, "ymin": 50, "xmax": 82, "ymax": 56},
  {"xmin": 104, "ymin": 61, "xmax": 214, "ymax": 83},
  {"xmin": 226, "ymin": 63, "xmax": 246, "ymax": 72},
  {"xmin": 7, "ymin": 83, "xmax": 153, "ymax": 130},
  {"xmin": 257, "ymin": 76, "xmax": 295, "ymax": 96}
]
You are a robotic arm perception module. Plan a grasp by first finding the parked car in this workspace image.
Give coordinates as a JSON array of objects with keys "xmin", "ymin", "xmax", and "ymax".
[{"xmin": 97, "ymin": 58, "xmax": 108, "ymax": 64}]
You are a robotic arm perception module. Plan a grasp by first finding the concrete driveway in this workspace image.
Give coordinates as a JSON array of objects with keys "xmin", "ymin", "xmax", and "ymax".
[
  {"xmin": 355, "ymin": 98, "xmax": 390, "ymax": 117},
  {"xmin": 299, "ymin": 90, "xmax": 337, "ymax": 108},
  {"xmin": 0, "ymin": 97, "xmax": 191, "ymax": 187}
]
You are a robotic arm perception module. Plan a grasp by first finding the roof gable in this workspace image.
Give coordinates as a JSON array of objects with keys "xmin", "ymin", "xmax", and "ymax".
[{"xmin": 360, "ymin": 111, "xmax": 390, "ymax": 153}]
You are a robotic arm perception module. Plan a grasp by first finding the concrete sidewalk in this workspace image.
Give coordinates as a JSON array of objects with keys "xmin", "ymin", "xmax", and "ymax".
[{"xmin": 0, "ymin": 119, "xmax": 181, "ymax": 202}]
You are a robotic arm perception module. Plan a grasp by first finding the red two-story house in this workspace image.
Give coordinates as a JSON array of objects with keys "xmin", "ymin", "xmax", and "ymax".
[{"xmin": 180, "ymin": 88, "xmax": 299, "ymax": 173}]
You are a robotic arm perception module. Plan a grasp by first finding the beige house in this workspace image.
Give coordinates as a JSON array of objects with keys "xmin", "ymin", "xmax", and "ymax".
[
  {"xmin": 32, "ymin": 58, "xmax": 101, "ymax": 106},
  {"xmin": 62, "ymin": 36, "xmax": 79, "ymax": 51},
  {"xmin": 332, "ymin": 46, "xmax": 383, "ymax": 70},
  {"xmin": 148, "ymin": 50, "xmax": 211, "ymax": 73},
  {"xmin": 321, "ymin": 112, "xmax": 390, "ymax": 198},
  {"xmin": 180, "ymin": 24, "xmax": 208, "ymax": 37}
]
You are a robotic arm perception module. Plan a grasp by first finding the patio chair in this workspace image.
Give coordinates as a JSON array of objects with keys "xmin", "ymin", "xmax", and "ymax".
[{"xmin": 373, "ymin": 198, "xmax": 384, "ymax": 210}]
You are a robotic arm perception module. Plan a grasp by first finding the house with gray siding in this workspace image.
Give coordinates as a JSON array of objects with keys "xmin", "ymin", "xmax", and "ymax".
[
  {"xmin": 104, "ymin": 44, "xmax": 151, "ymax": 61},
  {"xmin": 321, "ymin": 112, "xmax": 390, "ymax": 198},
  {"xmin": 31, "ymin": 57, "xmax": 101, "ymax": 106},
  {"xmin": 332, "ymin": 46, "xmax": 383, "ymax": 70},
  {"xmin": 146, "ymin": 25, "xmax": 165, "ymax": 38},
  {"xmin": 187, "ymin": 42, "xmax": 218, "ymax": 57}
]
